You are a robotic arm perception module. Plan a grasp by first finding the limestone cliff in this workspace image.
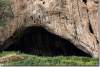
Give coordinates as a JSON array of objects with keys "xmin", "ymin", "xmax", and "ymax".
[{"xmin": 0, "ymin": 0, "xmax": 99, "ymax": 58}]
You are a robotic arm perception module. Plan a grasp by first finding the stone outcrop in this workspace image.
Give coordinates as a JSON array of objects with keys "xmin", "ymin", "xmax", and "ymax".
[{"xmin": 0, "ymin": 0, "xmax": 99, "ymax": 58}]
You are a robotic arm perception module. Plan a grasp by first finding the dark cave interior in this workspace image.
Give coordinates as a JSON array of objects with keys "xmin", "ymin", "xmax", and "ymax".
[{"xmin": 5, "ymin": 26, "xmax": 91, "ymax": 57}]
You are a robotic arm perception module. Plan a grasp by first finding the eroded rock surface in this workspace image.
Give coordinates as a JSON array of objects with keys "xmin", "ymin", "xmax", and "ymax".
[{"xmin": 0, "ymin": 0, "xmax": 99, "ymax": 58}]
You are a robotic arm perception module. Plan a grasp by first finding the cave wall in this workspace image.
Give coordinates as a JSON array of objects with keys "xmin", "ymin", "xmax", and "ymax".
[{"xmin": 0, "ymin": 0, "xmax": 98, "ymax": 58}]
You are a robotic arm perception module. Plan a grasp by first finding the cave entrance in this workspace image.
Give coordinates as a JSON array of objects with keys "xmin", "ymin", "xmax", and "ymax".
[{"xmin": 5, "ymin": 26, "xmax": 91, "ymax": 57}]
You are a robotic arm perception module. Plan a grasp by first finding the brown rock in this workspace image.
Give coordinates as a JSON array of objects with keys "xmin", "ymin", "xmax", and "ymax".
[{"xmin": 0, "ymin": 0, "xmax": 99, "ymax": 58}]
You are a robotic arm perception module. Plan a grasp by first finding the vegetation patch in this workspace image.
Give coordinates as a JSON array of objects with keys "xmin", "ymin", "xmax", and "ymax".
[
  {"xmin": 0, "ymin": 0, "xmax": 13, "ymax": 26},
  {"xmin": 0, "ymin": 51, "xmax": 98, "ymax": 66}
]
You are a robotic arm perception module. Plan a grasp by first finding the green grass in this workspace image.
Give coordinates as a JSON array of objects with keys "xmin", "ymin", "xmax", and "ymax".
[{"xmin": 0, "ymin": 51, "xmax": 99, "ymax": 66}]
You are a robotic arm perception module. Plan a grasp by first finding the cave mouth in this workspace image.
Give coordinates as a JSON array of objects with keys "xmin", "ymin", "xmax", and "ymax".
[{"xmin": 5, "ymin": 26, "xmax": 91, "ymax": 57}]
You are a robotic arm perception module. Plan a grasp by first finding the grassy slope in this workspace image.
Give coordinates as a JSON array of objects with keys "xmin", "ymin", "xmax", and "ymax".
[{"xmin": 0, "ymin": 51, "xmax": 99, "ymax": 66}]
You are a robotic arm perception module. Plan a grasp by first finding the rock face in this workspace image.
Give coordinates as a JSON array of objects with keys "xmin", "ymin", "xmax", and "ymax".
[{"xmin": 0, "ymin": 0, "xmax": 99, "ymax": 58}]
